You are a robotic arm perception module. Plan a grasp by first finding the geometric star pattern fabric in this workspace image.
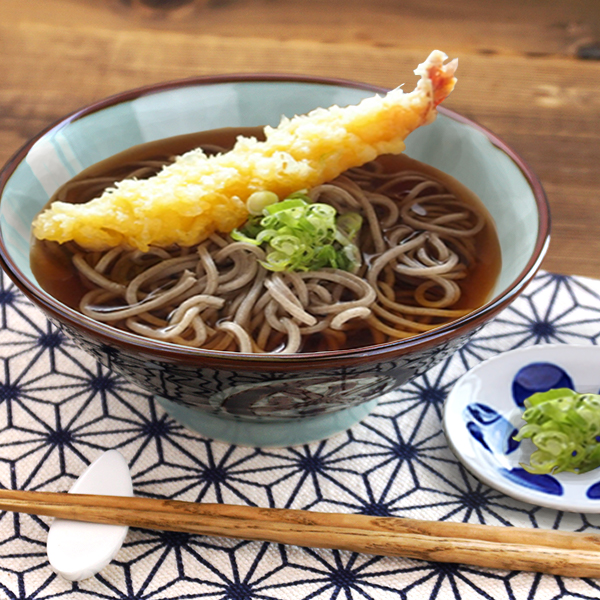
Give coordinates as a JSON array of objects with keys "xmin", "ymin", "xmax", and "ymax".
[{"xmin": 1, "ymin": 269, "xmax": 600, "ymax": 600}]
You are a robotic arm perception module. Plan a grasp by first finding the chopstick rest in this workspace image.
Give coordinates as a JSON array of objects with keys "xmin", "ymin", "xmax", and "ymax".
[{"xmin": 46, "ymin": 450, "xmax": 133, "ymax": 581}]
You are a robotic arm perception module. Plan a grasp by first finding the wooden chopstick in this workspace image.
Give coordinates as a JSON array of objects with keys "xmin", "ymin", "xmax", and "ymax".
[{"xmin": 1, "ymin": 489, "xmax": 599, "ymax": 578}]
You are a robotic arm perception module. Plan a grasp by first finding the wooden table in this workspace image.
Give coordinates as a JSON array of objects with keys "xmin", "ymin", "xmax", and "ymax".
[
  {"xmin": 1, "ymin": 0, "xmax": 599, "ymax": 278},
  {"xmin": 2, "ymin": 4, "xmax": 600, "ymax": 597}
]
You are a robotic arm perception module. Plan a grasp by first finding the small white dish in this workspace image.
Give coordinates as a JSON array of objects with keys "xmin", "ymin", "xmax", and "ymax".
[
  {"xmin": 443, "ymin": 344, "xmax": 600, "ymax": 513},
  {"xmin": 46, "ymin": 450, "xmax": 133, "ymax": 581}
]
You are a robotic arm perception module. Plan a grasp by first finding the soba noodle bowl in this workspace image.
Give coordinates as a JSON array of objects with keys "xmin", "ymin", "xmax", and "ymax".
[{"xmin": 31, "ymin": 129, "xmax": 501, "ymax": 354}]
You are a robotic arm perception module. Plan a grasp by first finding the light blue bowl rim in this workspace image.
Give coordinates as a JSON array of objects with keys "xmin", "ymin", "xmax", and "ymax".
[{"xmin": 0, "ymin": 73, "xmax": 551, "ymax": 369}]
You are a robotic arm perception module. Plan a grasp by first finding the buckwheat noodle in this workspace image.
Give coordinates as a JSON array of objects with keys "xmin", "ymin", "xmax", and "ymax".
[{"xmin": 65, "ymin": 147, "xmax": 487, "ymax": 354}]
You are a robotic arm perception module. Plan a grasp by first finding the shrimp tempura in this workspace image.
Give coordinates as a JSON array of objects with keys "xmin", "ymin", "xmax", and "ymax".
[{"xmin": 33, "ymin": 50, "xmax": 457, "ymax": 251}]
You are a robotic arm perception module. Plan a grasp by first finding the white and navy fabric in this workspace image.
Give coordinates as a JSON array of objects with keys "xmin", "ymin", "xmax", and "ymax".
[{"xmin": 1, "ymin": 269, "xmax": 600, "ymax": 600}]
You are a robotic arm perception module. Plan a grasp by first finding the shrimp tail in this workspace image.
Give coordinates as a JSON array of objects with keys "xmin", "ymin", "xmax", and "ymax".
[{"xmin": 414, "ymin": 49, "xmax": 458, "ymax": 109}]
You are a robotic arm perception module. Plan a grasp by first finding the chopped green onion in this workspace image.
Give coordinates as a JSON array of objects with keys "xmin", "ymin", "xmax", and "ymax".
[
  {"xmin": 232, "ymin": 191, "xmax": 362, "ymax": 273},
  {"xmin": 514, "ymin": 388, "xmax": 600, "ymax": 474},
  {"xmin": 246, "ymin": 190, "xmax": 279, "ymax": 215}
]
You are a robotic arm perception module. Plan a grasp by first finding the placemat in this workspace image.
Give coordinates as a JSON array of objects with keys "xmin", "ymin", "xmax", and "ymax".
[{"xmin": 2, "ymin": 269, "xmax": 600, "ymax": 600}]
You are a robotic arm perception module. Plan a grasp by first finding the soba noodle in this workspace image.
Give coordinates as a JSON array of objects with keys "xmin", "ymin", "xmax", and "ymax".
[{"xmin": 47, "ymin": 143, "xmax": 495, "ymax": 354}]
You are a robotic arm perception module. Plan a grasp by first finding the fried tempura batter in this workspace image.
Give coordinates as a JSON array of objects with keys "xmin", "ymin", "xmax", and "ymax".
[{"xmin": 33, "ymin": 50, "xmax": 457, "ymax": 251}]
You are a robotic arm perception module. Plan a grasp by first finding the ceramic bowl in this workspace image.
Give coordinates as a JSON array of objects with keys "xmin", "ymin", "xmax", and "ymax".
[{"xmin": 0, "ymin": 74, "xmax": 550, "ymax": 446}]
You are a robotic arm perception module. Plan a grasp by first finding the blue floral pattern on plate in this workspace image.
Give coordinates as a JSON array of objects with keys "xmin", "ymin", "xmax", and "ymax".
[
  {"xmin": 444, "ymin": 344, "xmax": 600, "ymax": 511},
  {"xmin": 511, "ymin": 361, "xmax": 574, "ymax": 407}
]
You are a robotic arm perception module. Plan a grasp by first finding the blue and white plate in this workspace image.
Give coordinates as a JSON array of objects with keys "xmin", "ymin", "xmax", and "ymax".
[{"xmin": 443, "ymin": 344, "xmax": 600, "ymax": 512}]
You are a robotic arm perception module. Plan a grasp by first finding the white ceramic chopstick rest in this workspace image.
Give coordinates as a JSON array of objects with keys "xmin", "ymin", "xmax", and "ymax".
[{"xmin": 46, "ymin": 450, "xmax": 133, "ymax": 581}]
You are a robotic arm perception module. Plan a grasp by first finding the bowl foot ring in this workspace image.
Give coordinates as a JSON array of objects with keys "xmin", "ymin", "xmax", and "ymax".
[{"xmin": 154, "ymin": 395, "xmax": 380, "ymax": 447}]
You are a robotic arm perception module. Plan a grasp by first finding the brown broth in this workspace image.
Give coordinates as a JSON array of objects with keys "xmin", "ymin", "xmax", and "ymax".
[
  {"xmin": 374, "ymin": 153, "xmax": 501, "ymax": 314},
  {"xmin": 31, "ymin": 128, "xmax": 502, "ymax": 351},
  {"xmin": 31, "ymin": 127, "xmax": 263, "ymax": 309}
]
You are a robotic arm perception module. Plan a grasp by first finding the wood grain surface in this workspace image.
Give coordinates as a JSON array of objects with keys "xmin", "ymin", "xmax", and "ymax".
[
  {"xmin": 1, "ymin": 0, "xmax": 599, "ymax": 276},
  {"xmin": 5, "ymin": 489, "xmax": 600, "ymax": 578}
]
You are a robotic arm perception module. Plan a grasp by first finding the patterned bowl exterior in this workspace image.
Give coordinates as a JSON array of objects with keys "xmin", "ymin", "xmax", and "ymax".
[
  {"xmin": 0, "ymin": 74, "xmax": 550, "ymax": 432},
  {"xmin": 50, "ymin": 314, "xmax": 476, "ymax": 423}
]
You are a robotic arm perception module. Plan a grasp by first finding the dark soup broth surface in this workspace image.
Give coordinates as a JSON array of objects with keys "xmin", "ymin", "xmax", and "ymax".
[{"xmin": 31, "ymin": 127, "xmax": 501, "ymax": 354}]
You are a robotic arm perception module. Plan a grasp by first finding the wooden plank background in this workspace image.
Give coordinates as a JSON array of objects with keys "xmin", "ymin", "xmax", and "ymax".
[{"xmin": 1, "ymin": 0, "xmax": 599, "ymax": 277}]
